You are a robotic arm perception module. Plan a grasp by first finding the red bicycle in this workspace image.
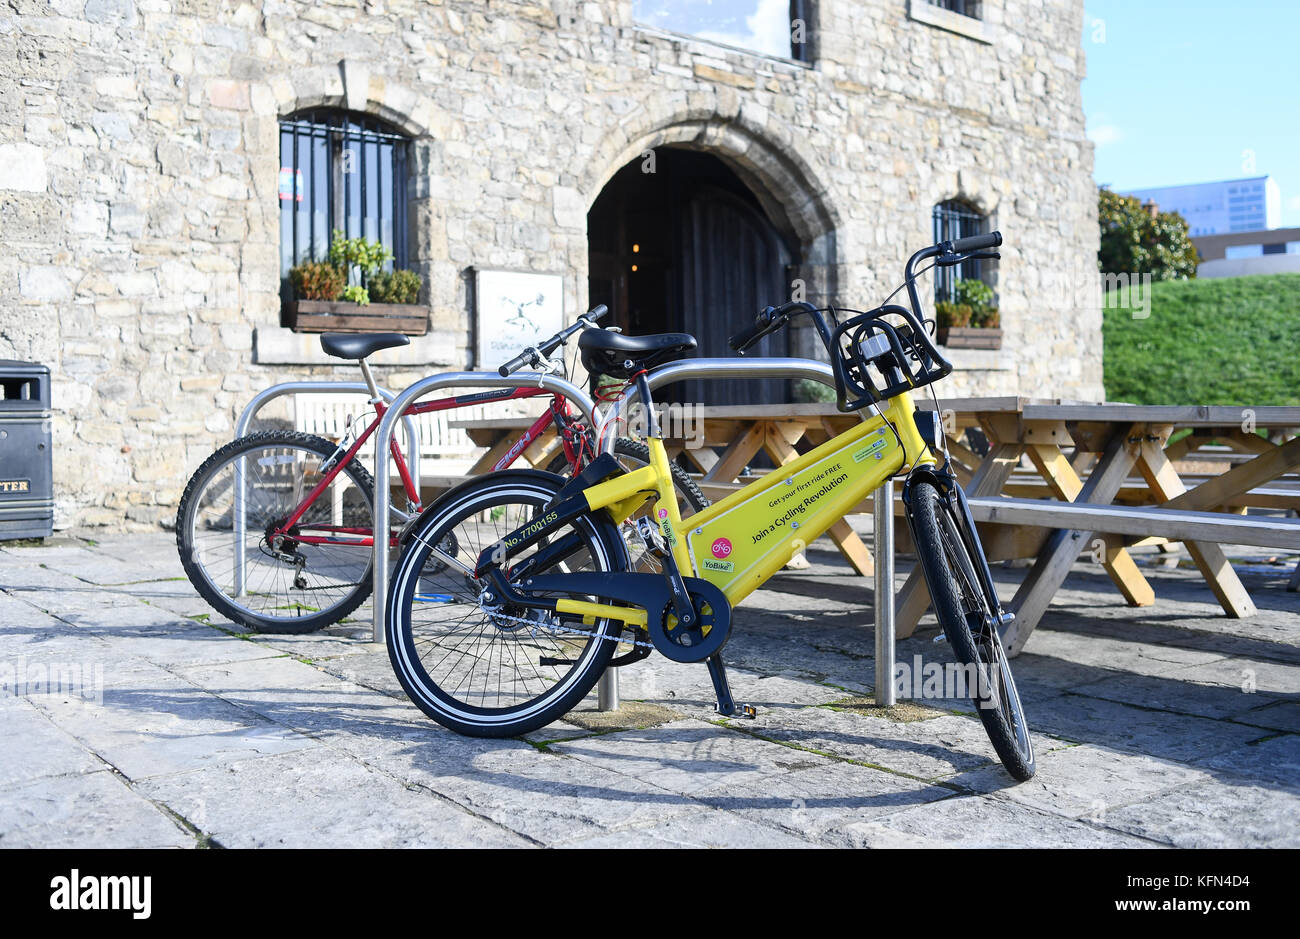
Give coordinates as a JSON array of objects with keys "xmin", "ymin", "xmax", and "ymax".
[{"xmin": 175, "ymin": 306, "xmax": 705, "ymax": 633}]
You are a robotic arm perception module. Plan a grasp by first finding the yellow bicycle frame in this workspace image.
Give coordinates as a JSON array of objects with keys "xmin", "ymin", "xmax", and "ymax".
[{"xmin": 568, "ymin": 391, "xmax": 935, "ymax": 621}]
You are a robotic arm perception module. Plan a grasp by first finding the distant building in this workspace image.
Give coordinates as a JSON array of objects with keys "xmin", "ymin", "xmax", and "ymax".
[
  {"xmin": 1124, "ymin": 177, "xmax": 1281, "ymax": 236},
  {"xmin": 1193, "ymin": 227, "xmax": 1300, "ymax": 278}
]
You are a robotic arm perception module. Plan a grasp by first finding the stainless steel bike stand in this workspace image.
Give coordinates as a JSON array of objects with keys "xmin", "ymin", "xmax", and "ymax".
[
  {"xmin": 874, "ymin": 479, "xmax": 896, "ymax": 706},
  {"xmin": 369, "ymin": 373, "xmax": 599, "ymax": 645},
  {"xmin": 230, "ymin": 381, "xmax": 423, "ymax": 598},
  {"xmin": 598, "ymin": 357, "xmax": 894, "ymax": 712}
]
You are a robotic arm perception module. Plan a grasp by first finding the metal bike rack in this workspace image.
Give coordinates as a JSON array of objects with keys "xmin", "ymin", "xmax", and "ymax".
[
  {"xmin": 230, "ymin": 381, "xmax": 423, "ymax": 597},
  {"xmin": 597, "ymin": 357, "xmax": 897, "ymax": 710},
  {"xmin": 370, "ymin": 372, "xmax": 599, "ymax": 643}
]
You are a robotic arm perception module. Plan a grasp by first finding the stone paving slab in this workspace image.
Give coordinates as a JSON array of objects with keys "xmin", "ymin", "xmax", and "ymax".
[
  {"xmin": 0, "ymin": 532, "xmax": 1295, "ymax": 848},
  {"xmin": 0, "ymin": 770, "xmax": 194, "ymax": 849},
  {"xmin": 131, "ymin": 749, "xmax": 532, "ymax": 849}
]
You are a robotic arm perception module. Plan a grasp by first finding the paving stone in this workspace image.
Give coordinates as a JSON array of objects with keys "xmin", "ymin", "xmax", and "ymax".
[
  {"xmin": 551, "ymin": 718, "xmax": 836, "ymax": 796},
  {"xmin": 560, "ymin": 809, "xmax": 820, "ymax": 848},
  {"xmin": 725, "ymin": 702, "xmax": 1065, "ymax": 782},
  {"xmin": 1068, "ymin": 672, "xmax": 1284, "ymax": 723},
  {"xmin": 869, "ymin": 792, "xmax": 1161, "ymax": 848},
  {"xmin": 410, "ymin": 746, "xmax": 703, "ymax": 843},
  {"xmin": 0, "ymin": 770, "xmax": 193, "ymax": 849},
  {"xmin": 0, "ymin": 698, "xmax": 104, "ymax": 788},
  {"xmin": 28, "ymin": 663, "xmax": 320, "ymax": 780},
  {"xmin": 3, "ymin": 534, "xmax": 1296, "ymax": 847},
  {"xmin": 1099, "ymin": 779, "xmax": 1300, "ymax": 848},
  {"xmin": 947, "ymin": 743, "xmax": 1213, "ymax": 819},
  {"xmin": 1027, "ymin": 692, "xmax": 1271, "ymax": 763},
  {"xmin": 1190, "ymin": 733, "xmax": 1300, "ymax": 792},
  {"xmin": 695, "ymin": 759, "xmax": 952, "ymax": 845},
  {"xmin": 134, "ymin": 749, "xmax": 530, "ymax": 848}
]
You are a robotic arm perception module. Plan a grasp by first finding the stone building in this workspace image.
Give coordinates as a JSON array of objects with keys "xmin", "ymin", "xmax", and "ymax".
[{"xmin": 0, "ymin": 0, "xmax": 1102, "ymax": 530}]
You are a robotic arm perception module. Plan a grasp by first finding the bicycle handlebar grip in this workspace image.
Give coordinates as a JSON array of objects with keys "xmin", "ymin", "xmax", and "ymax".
[
  {"xmin": 587, "ymin": 304, "xmax": 609, "ymax": 322},
  {"xmin": 951, "ymin": 231, "xmax": 1002, "ymax": 253},
  {"xmin": 733, "ymin": 306, "xmax": 769, "ymax": 351},
  {"xmin": 497, "ymin": 349, "xmax": 534, "ymax": 377}
]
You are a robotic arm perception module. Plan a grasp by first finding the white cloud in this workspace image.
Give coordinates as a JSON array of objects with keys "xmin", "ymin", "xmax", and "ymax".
[
  {"xmin": 1287, "ymin": 196, "xmax": 1300, "ymax": 212},
  {"xmin": 1087, "ymin": 124, "xmax": 1123, "ymax": 147}
]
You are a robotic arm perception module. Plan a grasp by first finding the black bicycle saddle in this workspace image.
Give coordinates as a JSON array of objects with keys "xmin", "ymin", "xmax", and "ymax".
[{"xmin": 577, "ymin": 330, "xmax": 697, "ymax": 378}]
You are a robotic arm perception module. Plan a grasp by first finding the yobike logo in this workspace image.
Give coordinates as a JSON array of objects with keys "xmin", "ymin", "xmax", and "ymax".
[
  {"xmin": 49, "ymin": 869, "xmax": 151, "ymax": 919},
  {"xmin": 701, "ymin": 557, "xmax": 734, "ymax": 573}
]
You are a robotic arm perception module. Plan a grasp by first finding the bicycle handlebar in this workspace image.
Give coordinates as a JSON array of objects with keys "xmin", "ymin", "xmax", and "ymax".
[
  {"xmin": 497, "ymin": 304, "xmax": 609, "ymax": 377},
  {"xmin": 727, "ymin": 231, "xmax": 1004, "ymax": 374}
]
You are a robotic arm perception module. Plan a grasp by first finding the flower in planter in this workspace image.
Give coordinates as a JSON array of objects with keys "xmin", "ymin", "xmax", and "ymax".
[
  {"xmin": 368, "ymin": 269, "xmax": 423, "ymax": 304},
  {"xmin": 289, "ymin": 261, "xmax": 345, "ymax": 301}
]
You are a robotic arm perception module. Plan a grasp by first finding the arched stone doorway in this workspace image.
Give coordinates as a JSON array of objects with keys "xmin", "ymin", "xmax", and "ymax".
[{"xmin": 587, "ymin": 148, "xmax": 797, "ymax": 406}]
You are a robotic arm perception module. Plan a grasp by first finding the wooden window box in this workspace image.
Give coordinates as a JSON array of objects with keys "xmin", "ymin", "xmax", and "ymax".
[
  {"xmin": 286, "ymin": 301, "xmax": 428, "ymax": 336},
  {"xmin": 937, "ymin": 327, "xmax": 1002, "ymax": 350}
]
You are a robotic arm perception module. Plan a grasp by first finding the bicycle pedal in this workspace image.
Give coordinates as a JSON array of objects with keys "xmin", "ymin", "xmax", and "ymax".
[{"xmin": 736, "ymin": 704, "xmax": 757, "ymax": 719}]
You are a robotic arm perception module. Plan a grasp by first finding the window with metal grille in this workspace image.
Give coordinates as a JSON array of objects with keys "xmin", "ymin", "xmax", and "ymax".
[
  {"xmin": 932, "ymin": 200, "xmax": 989, "ymax": 303},
  {"xmin": 278, "ymin": 109, "xmax": 410, "ymax": 289},
  {"xmin": 930, "ymin": 0, "xmax": 982, "ymax": 18}
]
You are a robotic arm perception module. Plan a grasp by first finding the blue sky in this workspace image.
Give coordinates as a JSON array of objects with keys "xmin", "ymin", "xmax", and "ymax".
[{"xmin": 1081, "ymin": 1, "xmax": 1300, "ymax": 227}]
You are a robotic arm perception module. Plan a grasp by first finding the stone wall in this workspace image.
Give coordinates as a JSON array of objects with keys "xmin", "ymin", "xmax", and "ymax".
[{"xmin": 0, "ymin": 0, "xmax": 1101, "ymax": 530}]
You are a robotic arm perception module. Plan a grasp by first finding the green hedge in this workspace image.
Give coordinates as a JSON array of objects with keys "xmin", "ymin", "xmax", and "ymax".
[{"xmin": 1103, "ymin": 274, "xmax": 1300, "ymax": 406}]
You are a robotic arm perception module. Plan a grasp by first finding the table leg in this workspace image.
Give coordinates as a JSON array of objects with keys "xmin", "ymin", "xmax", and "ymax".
[
  {"xmin": 1024, "ymin": 442, "xmax": 1154, "ymax": 607},
  {"xmin": 1003, "ymin": 425, "xmax": 1144, "ymax": 656},
  {"xmin": 1135, "ymin": 437, "xmax": 1257, "ymax": 618}
]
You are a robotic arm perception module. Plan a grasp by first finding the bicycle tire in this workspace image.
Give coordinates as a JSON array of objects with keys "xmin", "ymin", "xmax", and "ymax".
[
  {"xmin": 908, "ymin": 479, "xmax": 1036, "ymax": 781},
  {"xmin": 176, "ymin": 431, "xmax": 376, "ymax": 634},
  {"xmin": 387, "ymin": 470, "xmax": 628, "ymax": 737}
]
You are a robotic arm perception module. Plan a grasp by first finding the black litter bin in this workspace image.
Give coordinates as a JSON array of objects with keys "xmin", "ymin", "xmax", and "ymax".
[{"xmin": 0, "ymin": 361, "xmax": 53, "ymax": 540}]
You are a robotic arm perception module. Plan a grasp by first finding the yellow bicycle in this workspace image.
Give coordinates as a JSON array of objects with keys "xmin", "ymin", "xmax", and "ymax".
[{"xmin": 386, "ymin": 232, "xmax": 1035, "ymax": 781}]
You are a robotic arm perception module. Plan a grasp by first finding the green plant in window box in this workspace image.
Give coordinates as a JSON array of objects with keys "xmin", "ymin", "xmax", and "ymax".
[
  {"xmin": 328, "ymin": 229, "xmax": 393, "ymax": 287},
  {"xmin": 368, "ymin": 269, "xmax": 423, "ymax": 305},
  {"xmin": 342, "ymin": 284, "xmax": 370, "ymax": 305},
  {"xmin": 954, "ymin": 279, "xmax": 997, "ymax": 326},
  {"xmin": 288, "ymin": 261, "xmax": 346, "ymax": 302}
]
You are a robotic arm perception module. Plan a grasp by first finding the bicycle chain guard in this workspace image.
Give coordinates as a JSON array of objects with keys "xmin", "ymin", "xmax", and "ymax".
[{"xmin": 513, "ymin": 571, "xmax": 732, "ymax": 664}]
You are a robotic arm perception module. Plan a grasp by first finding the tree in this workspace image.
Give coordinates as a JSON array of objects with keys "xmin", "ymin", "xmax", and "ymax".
[{"xmin": 1098, "ymin": 187, "xmax": 1199, "ymax": 283}]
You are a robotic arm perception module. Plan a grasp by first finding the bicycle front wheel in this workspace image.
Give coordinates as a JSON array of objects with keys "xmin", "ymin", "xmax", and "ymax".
[
  {"xmin": 176, "ymin": 431, "xmax": 376, "ymax": 633},
  {"xmin": 388, "ymin": 470, "xmax": 628, "ymax": 737},
  {"xmin": 908, "ymin": 479, "xmax": 1035, "ymax": 781}
]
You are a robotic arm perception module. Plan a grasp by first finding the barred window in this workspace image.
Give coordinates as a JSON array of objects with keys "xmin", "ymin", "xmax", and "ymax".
[
  {"xmin": 278, "ymin": 109, "xmax": 410, "ymax": 284},
  {"xmin": 929, "ymin": 0, "xmax": 981, "ymax": 18},
  {"xmin": 932, "ymin": 200, "xmax": 989, "ymax": 303}
]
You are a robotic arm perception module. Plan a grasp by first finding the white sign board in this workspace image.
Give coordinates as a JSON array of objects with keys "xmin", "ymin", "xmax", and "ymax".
[{"xmin": 474, "ymin": 269, "xmax": 565, "ymax": 372}]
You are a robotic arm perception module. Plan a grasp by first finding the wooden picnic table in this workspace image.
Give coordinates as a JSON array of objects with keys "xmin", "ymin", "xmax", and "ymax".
[{"xmin": 451, "ymin": 399, "xmax": 1300, "ymax": 655}]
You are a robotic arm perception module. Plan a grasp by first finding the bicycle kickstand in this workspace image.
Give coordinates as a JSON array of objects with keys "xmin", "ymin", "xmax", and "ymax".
[{"xmin": 707, "ymin": 654, "xmax": 756, "ymax": 719}]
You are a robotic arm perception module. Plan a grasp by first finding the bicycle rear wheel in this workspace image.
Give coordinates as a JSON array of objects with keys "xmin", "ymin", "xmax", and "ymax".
[
  {"xmin": 908, "ymin": 479, "xmax": 1035, "ymax": 781},
  {"xmin": 176, "ymin": 431, "xmax": 375, "ymax": 633}
]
